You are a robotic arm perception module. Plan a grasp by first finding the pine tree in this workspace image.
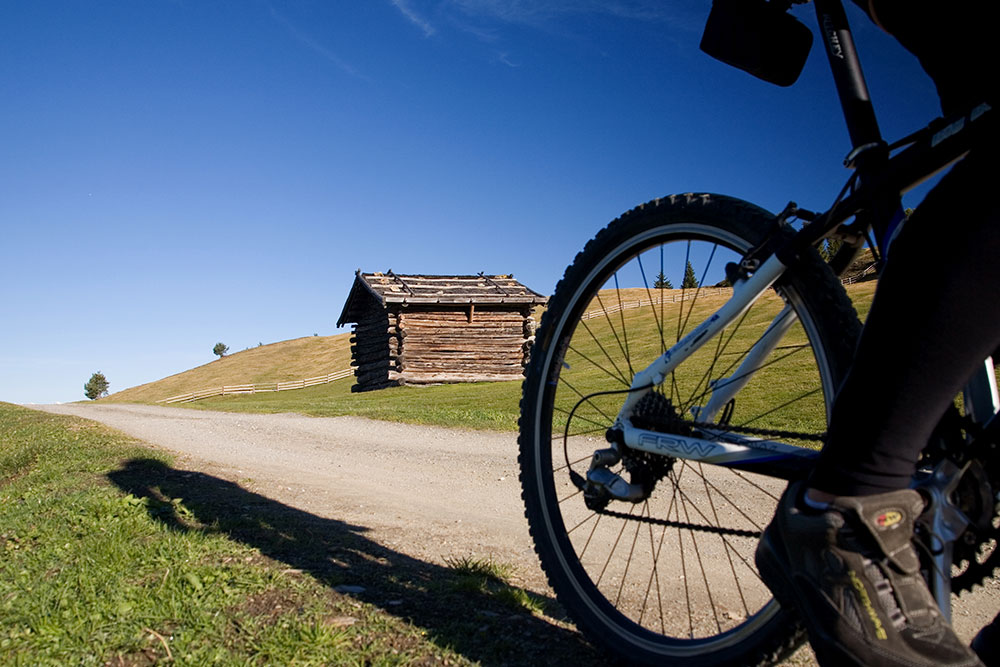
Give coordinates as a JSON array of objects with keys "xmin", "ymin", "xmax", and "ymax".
[
  {"xmin": 682, "ymin": 260, "xmax": 699, "ymax": 289},
  {"xmin": 213, "ymin": 342, "xmax": 229, "ymax": 358},
  {"xmin": 84, "ymin": 371, "xmax": 110, "ymax": 400},
  {"xmin": 820, "ymin": 238, "xmax": 843, "ymax": 262},
  {"xmin": 653, "ymin": 271, "xmax": 673, "ymax": 289}
]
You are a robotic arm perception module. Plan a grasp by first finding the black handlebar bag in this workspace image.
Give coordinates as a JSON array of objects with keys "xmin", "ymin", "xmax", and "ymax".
[{"xmin": 700, "ymin": 0, "xmax": 813, "ymax": 87}]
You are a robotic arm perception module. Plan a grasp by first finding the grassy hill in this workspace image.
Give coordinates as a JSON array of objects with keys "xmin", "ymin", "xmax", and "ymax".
[
  {"xmin": 1, "ymin": 402, "xmax": 590, "ymax": 664},
  {"xmin": 104, "ymin": 281, "xmax": 878, "ymax": 431},
  {"xmin": 106, "ymin": 334, "xmax": 353, "ymax": 404}
]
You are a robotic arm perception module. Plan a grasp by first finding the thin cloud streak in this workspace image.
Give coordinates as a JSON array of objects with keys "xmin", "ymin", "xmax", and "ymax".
[
  {"xmin": 439, "ymin": 0, "xmax": 704, "ymax": 53},
  {"xmin": 494, "ymin": 51, "xmax": 519, "ymax": 67},
  {"xmin": 446, "ymin": 0, "xmax": 697, "ymax": 27},
  {"xmin": 390, "ymin": 0, "xmax": 436, "ymax": 37},
  {"xmin": 268, "ymin": 5, "xmax": 370, "ymax": 80}
]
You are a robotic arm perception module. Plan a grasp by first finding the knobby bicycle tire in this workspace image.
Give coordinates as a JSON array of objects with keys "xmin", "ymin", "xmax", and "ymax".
[{"xmin": 519, "ymin": 193, "xmax": 862, "ymax": 666}]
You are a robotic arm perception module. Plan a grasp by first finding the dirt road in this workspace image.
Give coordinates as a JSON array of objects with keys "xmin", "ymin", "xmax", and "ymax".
[
  {"xmin": 36, "ymin": 403, "xmax": 534, "ymax": 575},
  {"xmin": 34, "ymin": 402, "xmax": 999, "ymax": 659}
]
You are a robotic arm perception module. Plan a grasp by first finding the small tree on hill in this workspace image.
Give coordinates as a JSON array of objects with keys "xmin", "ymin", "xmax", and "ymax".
[
  {"xmin": 682, "ymin": 260, "xmax": 699, "ymax": 289},
  {"xmin": 84, "ymin": 371, "xmax": 110, "ymax": 400},
  {"xmin": 819, "ymin": 238, "xmax": 843, "ymax": 262},
  {"xmin": 653, "ymin": 271, "xmax": 673, "ymax": 289},
  {"xmin": 213, "ymin": 342, "xmax": 229, "ymax": 359}
]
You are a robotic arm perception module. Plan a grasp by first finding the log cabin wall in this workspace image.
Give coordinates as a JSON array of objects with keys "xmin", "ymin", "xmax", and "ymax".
[
  {"xmin": 338, "ymin": 272, "xmax": 546, "ymax": 392},
  {"xmin": 349, "ymin": 303, "xmax": 400, "ymax": 391},
  {"xmin": 396, "ymin": 305, "xmax": 531, "ymax": 384}
]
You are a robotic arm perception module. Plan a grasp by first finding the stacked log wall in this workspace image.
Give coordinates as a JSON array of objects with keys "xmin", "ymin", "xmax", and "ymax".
[
  {"xmin": 395, "ymin": 306, "xmax": 534, "ymax": 384},
  {"xmin": 349, "ymin": 304, "xmax": 402, "ymax": 391}
]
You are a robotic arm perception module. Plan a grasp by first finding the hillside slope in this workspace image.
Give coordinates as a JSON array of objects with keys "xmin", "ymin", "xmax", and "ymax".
[
  {"xmin": 106, "ymin": 334, "xmax": 352, "ymax": 403},
  {"xmin": 104, "ymin": 279, "xmax": 879, "ymax": 408}
]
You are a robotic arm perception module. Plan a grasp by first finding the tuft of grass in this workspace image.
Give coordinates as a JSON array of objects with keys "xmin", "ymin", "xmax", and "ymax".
[
  {"xmin": 444, "ymin": 555, "xmax": 550, "ymax": 616},
  {"xmin": 445, "ymin": 555, "xmax": 515, "ymax": 584},
  {"xmin": 495, "ymin": 586, "xmax": 547, "ymax": 616}
]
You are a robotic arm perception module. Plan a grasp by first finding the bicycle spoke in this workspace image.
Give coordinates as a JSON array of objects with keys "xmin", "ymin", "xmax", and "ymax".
[
  {"xmin": 699, "ymin": 462, "xmax": 752, "ymax": 618},
  {"xmin": 596, "ymin": 506, "xmax": 634, "ymax": 588},
  {"xmin": 553, "ymin": 453, "xmax": 592, "ymax": 475},
  {"xmin": 557, "ymin": 377, "xmax": 616, "ymax": 424},
  {"xmin": 678, "ymin": 243, "xmax": 718, "ymax": 337},
  {"xmin": 594, "ymin": 291, "xmax": 633, "ymax": 379},
  {"xmin": 735, "ymin": 388, "xmax": 822, "ymax": 430},
  {"xmin": 569, "ymin": 337, "xmax": 630, "ymax": 387},
  {"xmin": 557, "ymin": 486, "xmax": 584, "ymax": 505},
  {"xmin": 638, "ymin": 503, "xmax": 670, "ymax": 633},
  {"xmin": 673, "ymin": 473, "xmax": 695, "ymax": 639},
  {"xmin": 637, "ymin": 254, "xmax": 667, "ymax": 361},
  {"xmin": 678, "ymin": 307, "xmax": 755, "ymax": 416},
  {"xmin": 677, "ymin": 460, "xmax": 770, "ymax": 534},
  {"xmin": 613, "ymin": 505, "xmax": 645, "ymax": 607},
  {"xmin": 679, "ymin": 480, "xmax": 723, "ymax": 634},
  {"xmin": 521, "ymin": 196, "xmax": 857, "ymax": 657},
  {"xmin": 613, "ymin": 274, "xmax": 636, "ymax": 379}
]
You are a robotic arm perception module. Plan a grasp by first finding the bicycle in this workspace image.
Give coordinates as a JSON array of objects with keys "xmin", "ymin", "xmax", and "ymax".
[{"xmin": 518, "ymin": 1, "xmax": 998, "ymax": 664}]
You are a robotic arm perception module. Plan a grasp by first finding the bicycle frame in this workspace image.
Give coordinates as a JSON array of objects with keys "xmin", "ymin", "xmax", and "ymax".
[
  {"xmin": 612, "ymin": 0, "xmax": 995, "ymax": 474},
  {"xmin": 612, "ymin": 107, "xmax": 994, "ymax": 476},
  {"xmin": 602, "ymin": 0, "xmax": 996, "ymax": 617}
]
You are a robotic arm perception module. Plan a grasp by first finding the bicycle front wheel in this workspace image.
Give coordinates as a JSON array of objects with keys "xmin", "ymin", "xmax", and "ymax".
[{"xmin": 519, "ymin": 194, "xmax": 861, "ymax": 665}]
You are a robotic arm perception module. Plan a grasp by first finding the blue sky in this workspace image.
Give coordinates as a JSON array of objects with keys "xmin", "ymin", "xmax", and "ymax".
[{"xmin": 1, "ymin": 1, "xmax": 940, "ymax": 404}]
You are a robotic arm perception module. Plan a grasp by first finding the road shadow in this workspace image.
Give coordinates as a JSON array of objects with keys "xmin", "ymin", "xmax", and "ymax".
[{"xmin": 107, "ymin": 458, "xmax": 603, "ymax": 666}]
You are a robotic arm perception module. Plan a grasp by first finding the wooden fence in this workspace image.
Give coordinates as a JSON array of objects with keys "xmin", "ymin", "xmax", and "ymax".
[
  {"xmin": 580, "ymin": 271, "xmax": 873, "ymax": 321},
  {"xmin": 580, "ymin": 287, "xmax": 732, "ymax": 321},
  {"xmin": 159, "ymin": 369, "xmax": 354, "ymax": 404},
  {"xmin": 161, "ymin": 276, "xmax": 875, "ymax": 405},
  {"xmin": 842, "ymin": 262, "xmax": 878, "ymax": 285}
]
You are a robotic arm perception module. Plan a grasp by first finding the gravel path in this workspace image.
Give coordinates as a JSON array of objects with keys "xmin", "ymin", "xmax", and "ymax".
[
  {"xmin": 35, "ymin": 403, "xmax": 534, "ymax": 578},
  {"xmin": 33, "ymin": 402, "xmax": 1000, "ymax": 660}
]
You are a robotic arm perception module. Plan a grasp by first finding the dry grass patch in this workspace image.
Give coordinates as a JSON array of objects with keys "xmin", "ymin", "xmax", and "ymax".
[{"xmin": 105, "ymin": 334, "xmax": 352, "ymax": 403}]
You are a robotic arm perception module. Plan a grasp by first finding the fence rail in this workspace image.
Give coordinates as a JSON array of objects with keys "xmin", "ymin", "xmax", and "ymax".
[
  {"xmin": 580, "ymin": 287, "xmax": 732, "ymax": 321},
  {"xmin": 159, "ymin": 368, "xmax": 353, "ymax": 404},
  {"xmin": 161, "ymin": 277, "xmax": 874, "ymax": 404},
  {"xmin": 580, "ymin": 271, "xmax": 873, "ymax": 321},
  {"xmin": 841, "ymin": 262, "xmax": 878, "ymax": 285}
]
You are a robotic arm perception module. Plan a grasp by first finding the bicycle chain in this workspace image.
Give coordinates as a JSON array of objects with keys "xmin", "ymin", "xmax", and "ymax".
[
  {"xmin": 596, "ymin": 506, "xmax": 762, "ymax": 539},
  {"xmin": 686, "ymin": 419, "xmax": 826, "ymax": 444}
]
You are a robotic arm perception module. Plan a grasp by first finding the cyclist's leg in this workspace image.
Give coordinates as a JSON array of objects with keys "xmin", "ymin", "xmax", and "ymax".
[
  {"xmin": 758, "ymin": 6, "xmax": 998, "ymax": 665},
  {"xmin": 810, "ymin": 145, "xmax": 1000, "ymax": 496},
  {"xmin": 823, "ymin": 0, "xmax": 1000, "ymax": 497},
  {"xmin": 758, "ymin": 139, "xmax": 999, "ymax": 667}
]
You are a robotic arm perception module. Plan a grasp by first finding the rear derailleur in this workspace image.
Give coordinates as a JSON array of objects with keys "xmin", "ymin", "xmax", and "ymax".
[{"xmin": 576, "ymin": 391, "xmax": 680, "ymax": 511}]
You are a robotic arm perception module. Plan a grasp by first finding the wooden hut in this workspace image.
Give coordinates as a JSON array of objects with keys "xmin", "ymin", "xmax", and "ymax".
[{"xmin": 337, "ymin": 271, "xmax": 548, "ymax": 391}]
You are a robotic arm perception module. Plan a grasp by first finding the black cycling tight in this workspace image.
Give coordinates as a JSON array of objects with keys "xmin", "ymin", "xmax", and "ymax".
[
  {"xmin": 810, "ymin": 0, "xmax": 999, "ymax": 495},
  {"xmin": 810, "ymin": 144, "xmax": 1000, "ymax": 496}
]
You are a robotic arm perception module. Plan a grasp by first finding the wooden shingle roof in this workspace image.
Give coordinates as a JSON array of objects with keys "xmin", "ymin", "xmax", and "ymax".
[{"xmin": 337, "ymin": 270, "xmax": 547, "ymax": 326}]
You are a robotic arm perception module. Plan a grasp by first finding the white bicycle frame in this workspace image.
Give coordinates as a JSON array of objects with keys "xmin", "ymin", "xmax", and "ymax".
[
  {"xmin": 610, "ymin": 253, "xmax": 816, "ymax": 466},
  {"xmin": 612, "ymin": 244, "xmax": 999, "ymax": 462},
  {"xmin": 606, "ymin": 249, "xmax": 1000, "ymax": 618}
]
